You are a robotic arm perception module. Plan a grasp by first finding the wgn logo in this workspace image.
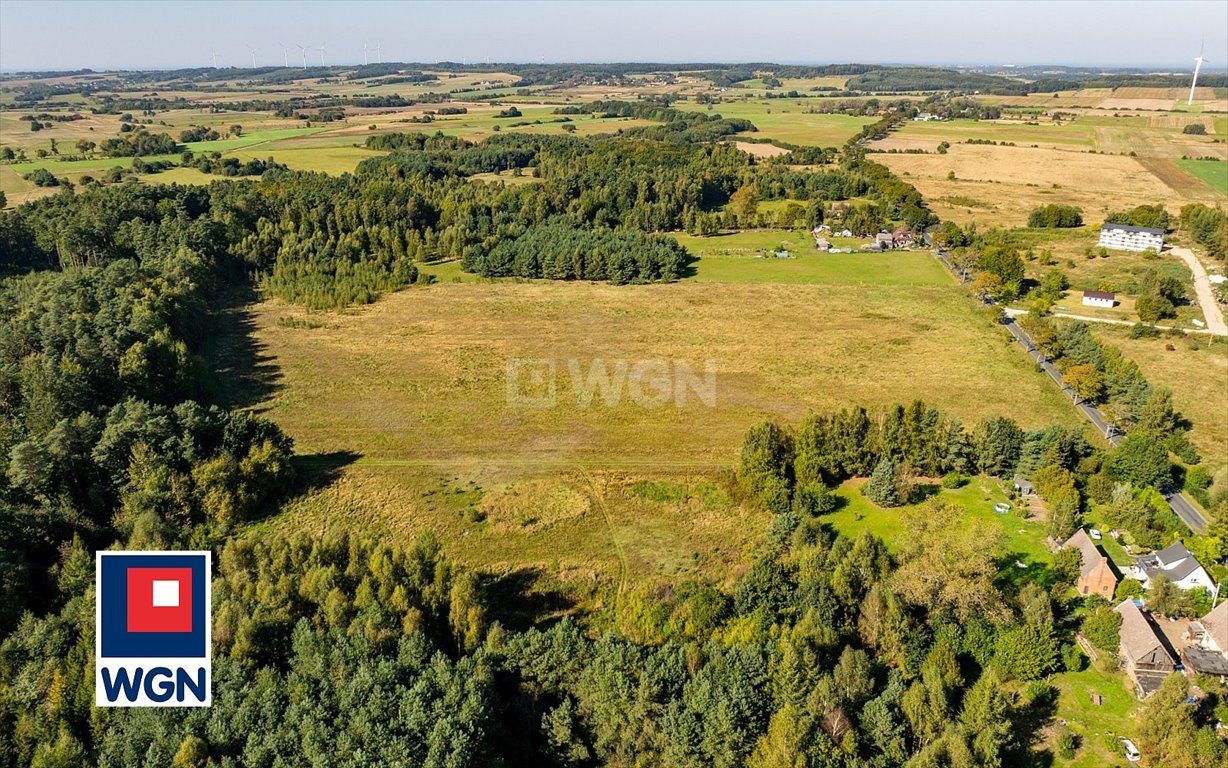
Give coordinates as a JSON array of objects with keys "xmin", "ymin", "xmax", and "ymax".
[{"xmin": 95, "ymin": 551, "xmax": 211, "ymax": 707}]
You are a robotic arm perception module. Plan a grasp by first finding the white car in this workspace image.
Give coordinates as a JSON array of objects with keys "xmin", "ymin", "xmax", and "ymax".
[
  {"xmin": 1089, "ymin": 529, "xmax": 1102, "ymax": 540},
  {"xmin": 1121, "ymin": 738, "xmax": 1141, "ymax": 762}
]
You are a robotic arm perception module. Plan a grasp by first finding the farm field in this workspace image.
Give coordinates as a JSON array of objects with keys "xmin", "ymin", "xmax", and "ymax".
[
  {"xmin": 1176, "ymin": 158, "xmax": 1228, "ymax": 196},
  {"xmin": 877, "ymin": 143, "xmax": 1221, "ymax": 228},
  {"xmin": 245, "ymin": 277, "xmax": 1078, "ymax": 590},
  {"xmin": 673, "ymin": 99, "xmax": 878, "ymax": 146}
]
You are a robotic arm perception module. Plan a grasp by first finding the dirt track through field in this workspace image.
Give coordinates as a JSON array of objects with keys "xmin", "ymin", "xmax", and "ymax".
[{"xmin": 1170, "ymin": 246, "xmax": 1228, "ymax": 336}]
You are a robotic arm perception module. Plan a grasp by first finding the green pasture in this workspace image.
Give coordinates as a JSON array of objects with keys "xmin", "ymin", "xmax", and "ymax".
[
  {"xmin": 673, "ymin": 229, "xmax": 951, "ymax": 286},
  {"xmin": 1175, "ymin": 158, "xmax": 1228, "ymax": 196},
  {"xmin": 824, "ymin": 477, "xmax": 1052, "ymax": 568}
]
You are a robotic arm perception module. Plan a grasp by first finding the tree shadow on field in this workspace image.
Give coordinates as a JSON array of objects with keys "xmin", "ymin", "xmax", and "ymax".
[
  {"xmin": 1004, "ymin": 681, "xmax": 1060, "ymax": 767},
  {"xmin": 246, "ymin": 451, "xmax": 361, "ymax": 525},
  {"xmin": 481, "ymin": 567, "xmax": 577, "ymax": 633},
  {"xmin": 291, "ymin": 450, "xmax": 362, "ymax": 495},
  {"xmin": 204, "ymin": 285, "xmax": 283, "ymax": 412}
]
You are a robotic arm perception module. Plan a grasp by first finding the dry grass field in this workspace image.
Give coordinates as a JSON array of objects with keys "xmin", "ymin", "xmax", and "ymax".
[
  {"xmin": 243, "ymin": 277, "xmax": 1078, "ymax": 595},
  {"xmin": 1094, "ymin": 328, "xmax": 1228, "ymax": 471},
  {"xmin": 878, "ymin": 143, "xmax": 1221, "ymax": 228}
]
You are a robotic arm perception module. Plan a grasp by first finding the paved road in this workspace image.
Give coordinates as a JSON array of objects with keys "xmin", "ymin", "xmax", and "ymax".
[
  {"xmin": 1003, "ymin": 312, "xmax": 1209, "ymax": 534},
  {"xmin": 1170, "ymin": 246, "xmax": 1228, "ymax": 336}
]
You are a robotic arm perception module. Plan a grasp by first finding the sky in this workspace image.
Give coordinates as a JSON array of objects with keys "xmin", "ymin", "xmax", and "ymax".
[{"xmin": 1, "ymin": 0, "xmax": 1226, "ymax": 72}]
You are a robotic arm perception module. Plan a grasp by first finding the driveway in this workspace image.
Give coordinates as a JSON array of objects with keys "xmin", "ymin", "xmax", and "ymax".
[{"xmin": 1170, "ymin": 246, "xmax": 1228, "ymax": 336}]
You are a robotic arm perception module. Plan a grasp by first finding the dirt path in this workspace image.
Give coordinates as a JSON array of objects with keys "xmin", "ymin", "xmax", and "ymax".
[{"xmin": 1170, "ymin": 246, "xmax": 1228, "ymax": 336}]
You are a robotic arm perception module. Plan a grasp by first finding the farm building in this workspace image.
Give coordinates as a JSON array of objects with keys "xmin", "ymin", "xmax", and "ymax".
[
  {"xmin": 874, "ymin": 232, "xmax": 894, "ymax": 249},
  {"xmin": 1081, "ymin": 290, "xmax": 1116, "ymax": 308},
  {"xmin": 813, "ymin": 236, "xmax": 832, "ymax": 250},
  {"xmin": 1061, "ymin": 529, "xmax": 1117, "ymax": 598},
  {"xmin": 1182, "ymin": 600, "xmax": 1228, "ymax": 680},
  {"xmin": 913, "ymin": 112, "xmax": 942, "ymax": 121},
  {"xmin": 1097, "ymin": 222, "xmax": 1164, "ymax": 253},
  {"xmin": 1133, "ymin": 541, "xmax": 1213, "ymax": 591},
  {"xmin": 1114, "ymin": 599, "xmax": 1177, "ymax": 698}
]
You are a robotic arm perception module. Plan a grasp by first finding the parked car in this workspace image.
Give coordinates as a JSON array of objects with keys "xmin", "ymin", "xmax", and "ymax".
[
  {"xmin": 1121, "ymin": 738, "xmax": 1141, "ymax": 762},
  {"xmin": 1089, "ymin": 529, "xmax": 1102, "ymax": 540}
]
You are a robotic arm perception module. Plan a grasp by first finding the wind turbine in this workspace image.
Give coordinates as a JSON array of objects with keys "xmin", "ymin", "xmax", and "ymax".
[
  {"xmin": 211, "ymin": 47, "xmax": 218, "ymax": 68},
  {"xmin": 318, "ymin": 42, "xmax": 327, "ymax": 68},
  {"xmin": 1189, "ymin": 40, "xmax": 1208, "ymax": 106},
  {"xmin": 280, "ymin": 42, "xmax": 290, "ymax": 68},
  {"xmin": 296, "ymin": 43, "xmax": 308, "ymax": 70},
  {"xmin": 363, "ymin": 42, "xmax": 369, "ymax": 66},
  {"xmin": 246, "ymin": 45, "xmax": 257, "ymax": 68},
  {"xmin": 375, "ymin": 42, "xmax": 382, "ymax": 64}
]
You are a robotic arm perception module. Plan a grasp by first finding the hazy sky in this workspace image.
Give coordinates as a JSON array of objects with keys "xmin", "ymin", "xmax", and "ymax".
[{"xmin": 1, "ymin": 0, "xmax": 1225, "ymax": 72}]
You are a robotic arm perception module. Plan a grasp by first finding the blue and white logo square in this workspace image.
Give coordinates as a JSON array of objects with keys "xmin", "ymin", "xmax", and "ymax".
[{"xmin": 95, "ymin": 551, "xmax": 212, "ymax": 707}]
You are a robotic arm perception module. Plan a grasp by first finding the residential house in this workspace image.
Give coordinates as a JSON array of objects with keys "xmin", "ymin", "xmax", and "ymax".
[
  {"xmin": 1062, "ymin": 529, "xmax": 1117, "ymax": 598},
  {"xmin": 1115, "ymin": 599, "xmax": 1177, "ymax": 698},
  {"xmin": 891, "ymin": 226, "xmax": 913, "ymax": 247},
  {"xmin": 1081, "ymin": 290, "xmax": 1116, "ymax": 308},
  {"xmin": 1134, "ymin": 541, "xmax": 1213, "ymax": 591},
  {"xmin": 1098, "ymin": 223, "xmax": 1164, "ymax": 253},
  {"xmin": 874, "ymin": 232, "xmax": 894, "ymax": 249},
  {"xmin": 1183, "ymin": 600, "xmax": 1228, "ymax": 680}
]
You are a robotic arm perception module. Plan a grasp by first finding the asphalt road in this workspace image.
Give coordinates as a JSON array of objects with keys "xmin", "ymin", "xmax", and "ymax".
[{"xmin": 1003, "ymin": 314, "xmax": 1209, "ymax": 534}]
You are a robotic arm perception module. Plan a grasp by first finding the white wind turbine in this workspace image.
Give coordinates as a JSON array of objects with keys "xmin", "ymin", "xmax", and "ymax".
[
  {"xmin": 1189, "ymin": 41, "xmax": 1208, "ymax": 105},
  {"xmin": 246, "ymin": 45, "xmax": 257, "ymax": 68},
  {"xmin": 375, "ymin": 42, "xmax": 382, "ymax": 64},
  {"xmin": 280, "ymin": 42, "xmax": 290, "ymax": 68},
  {"xmin": 363, "ymin": 42, "xmax": 369, "ymax": 66},
  {"xmin": 296, "ymin": 43, "xmax": 308, "ymax": 69},
  {"xmin": 210, "ymin": 47, "xmax": 218, "ymax": 68},
  {"xmin": 318, "ymin": 42, "xmax": 327, "ymax": 67}
]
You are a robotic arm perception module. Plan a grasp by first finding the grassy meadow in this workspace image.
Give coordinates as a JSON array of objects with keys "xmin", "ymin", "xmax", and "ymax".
[{"xmin": 242, "ymin": 267, "xmax": 1079, "ymax": 596}]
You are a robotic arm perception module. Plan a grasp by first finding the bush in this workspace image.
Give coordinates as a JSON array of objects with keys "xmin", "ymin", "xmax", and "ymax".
[
  {"xmin": 1183, "ymin": 123, "xmax": 1207, "ymax": 135},
  {"xmin": 1028, "ymin": 204, "xmax": 1083, "ymax": 228},
  {"xmin": 940, "ymin": 471, "xmax": 968, "ymax": 489},
  {"xmin": 24, "ymin": 168, "xmax": 59, "ymax": 187},
  {"xmin": 1056, "ymin": 726, "xmax": 1079, "ymax": 759}
]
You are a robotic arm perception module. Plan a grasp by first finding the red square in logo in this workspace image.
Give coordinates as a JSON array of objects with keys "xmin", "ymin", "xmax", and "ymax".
[{"xmin": 126, "ymin": 568, "xmax": 193, "ymax": 633}]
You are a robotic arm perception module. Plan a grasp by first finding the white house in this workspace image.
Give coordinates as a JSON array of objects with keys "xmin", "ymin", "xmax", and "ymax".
[
  {"xmin": 1082, "ymin": 290, "xmax": 1116, "ymax": 308},
  {"xmin": 1098, "ymin": 223, "xmax": 1164, "ymax": 253},
  {"xmin": 1134, "ymin": 541, "xmax": 1213, "ymax": 591}
]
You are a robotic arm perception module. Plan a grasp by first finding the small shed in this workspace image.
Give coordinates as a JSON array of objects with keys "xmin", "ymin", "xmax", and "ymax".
[{"xmin": 1082, "ymin": 290, "xmax": 1116, "ymax": 308}]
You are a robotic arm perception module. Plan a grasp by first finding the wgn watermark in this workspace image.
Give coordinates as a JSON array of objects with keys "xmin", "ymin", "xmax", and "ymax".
[{"xmin": 507, "ymin": 358, "xmax": 717, "ymax": 408}]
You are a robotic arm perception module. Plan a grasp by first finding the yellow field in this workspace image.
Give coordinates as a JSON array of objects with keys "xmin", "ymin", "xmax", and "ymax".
[
  {"xmin": 1094, "ymin": 328, "xmax": 1228, "ymax": 471},
  {"xmin": 244, "ymin": 278, "xmax": 1078, "ymax": 591},
  {"xmin": 879, "ymin": 143, "xmax": 1221, "ymax": 228}
]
